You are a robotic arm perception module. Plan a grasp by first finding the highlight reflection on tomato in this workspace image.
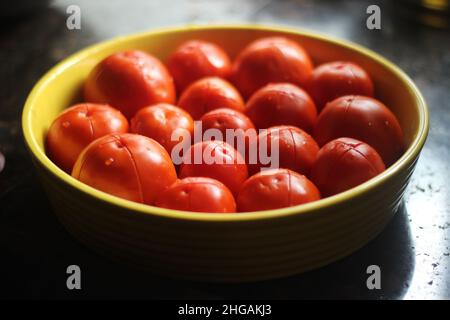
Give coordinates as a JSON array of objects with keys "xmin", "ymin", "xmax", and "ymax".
[
  {"xmin": 231, "ymin": 37, "xmax": 313, "ymax": 99},
  {"xmin": 72, "ymin": 133, "xmax": 177, "ymax": 204},
  {"xmin": 167, "ymin": 40, "xmax": 231, "ymax": 93},
  {"xmin": 249, "ymin": 125, "xmax": 319, "ymax": 176},
  {"xmin": 84, "ymin": 50, "xmax": 176, "ymax": 119},
  {"xmin": 156, "ymin": 177, "xmax": 236, "ymax": 213},
  {"xmin": 46, "ymin": 103, "xmax": 128, "ymax": 173},
  {"xmin": 237, "ymin": 169, "xmax": 320, "ymax": 212},
  {"xmin": 245, "ymin": 83, "xmax": 317, "ymax": 133},
  {"xmin": 311, "ymin": 137, "xmax": 385, "ymax": 197},
  {"xmin": 179, "ymin": 140, "xmax": 248, "ymax": 195},
  {"xmin": 178, "ymin": 77, "xmax": 245, "ymax": 120},
  {"xmin": 201, "ymin": 108, "xmax": 255, "ymax": 157},
  {"xmin": 131, "ymin": 103, "xmax": 194, "ymax": 154},
  {"xmin": 314, "ymin": 95, "xmax": 404, "ymax": 166},
  {"xmin": 306, "ymin": 61, "xmax": 374, "ymax": 111}
]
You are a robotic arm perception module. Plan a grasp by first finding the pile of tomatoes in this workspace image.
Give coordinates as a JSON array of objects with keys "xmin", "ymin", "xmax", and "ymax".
[{"xmin": 46, "ymin": 37, "xmax": 404, "ymax": 213}]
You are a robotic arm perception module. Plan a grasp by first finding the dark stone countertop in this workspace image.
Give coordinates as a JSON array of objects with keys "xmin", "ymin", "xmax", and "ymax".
[{"xmin": 0, "ymin": 0, "xmax": 449, "ymax": 299}]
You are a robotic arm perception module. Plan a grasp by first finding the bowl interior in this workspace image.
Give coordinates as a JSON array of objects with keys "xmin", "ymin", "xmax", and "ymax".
[{"xmin": 23, "ymin": 25, "xmax": 427, "ymax": 218}]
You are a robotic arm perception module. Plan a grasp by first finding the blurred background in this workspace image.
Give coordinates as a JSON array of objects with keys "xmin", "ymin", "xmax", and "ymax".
[{"xmin": 0, "ymin": 0, "xmax": 449, "ymax": 299}]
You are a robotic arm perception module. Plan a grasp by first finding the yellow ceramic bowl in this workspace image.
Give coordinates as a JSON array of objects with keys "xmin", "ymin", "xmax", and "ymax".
[{"xmin": 22, "ymin": 25, "xmax": 428, "ymax": 282}]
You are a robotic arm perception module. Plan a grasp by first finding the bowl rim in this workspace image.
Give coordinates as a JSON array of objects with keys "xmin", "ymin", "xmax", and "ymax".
[{"xmin": 22, "ymin": 24, "xmax": 429, "ymax": 222}]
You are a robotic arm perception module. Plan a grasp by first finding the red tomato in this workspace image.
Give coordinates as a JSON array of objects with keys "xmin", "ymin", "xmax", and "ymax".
[
  {"xmin": 179, "ymin": 140, "xmax": 248, "ymax": 195},
  {"xmin": 130, "ymin": 103, "xmax": 194, "ymax": 155},
  {"xmin": 313, "ymin": 95, "xmax": 404, "ymax": 166},
  {"xmin": 177, "ymin": 77, "xmax": 245, "ymax": 120},
  {"xmin": 167, "ymin": 40, "xmax": 231, "ymax": 93},
  {"xmin": 231, "ymin": 37, "xmax": 313, "ymax": 99},
  {"xmin": 306, "ymin": 61, "xmax": 374, "ymax": 111},
  {"xmin": 46, "ymin": 103, "xmax": 128, "ymax": 173},
  {"xmin": 84, "ymin": 50, "xmax": 176, "ymax": 119},
  {"xmin": 72, "ymin": 133, "xmax": 177, "ymax": 204},
  {"xmin": 237, "ymin": 168, "xmax": 320, "ymax": 212},
  {"xmin": 155, "ymin": 177, "xmax": 236, "ymax": 213},
  {"xmin": 248, "ymin": 126, "xmax": 319, "ymax": 176},
  {"xmin": 311, "ymin": 137, "xmax": 385, "ymax": 197},
  {"xmin": 245, "ymin": 83, "xmax": 317, "ymax": 133},
  {"xmin": 200, "ymin": 108, "xmax": 255, "ymax": 157}
]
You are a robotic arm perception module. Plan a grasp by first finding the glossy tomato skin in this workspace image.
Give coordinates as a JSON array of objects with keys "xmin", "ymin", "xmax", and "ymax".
[
  {"xmin": 84, "ymin": 50, "xmax": 176, "ymax": 119},
  {"xmin": 231, "ymin": 37, "xmax": 313, "ymax": 99},
  {"xmin": 200, "ymin": 108, "xmax": 255, "ymax": 157},
  {"xmin": 177, "ymin": 77, "xmax": 245, "ymax": 120},
  {"xmin": 306, "ymin": 61, "xmax": 374, "ymax": 112},
  {"xmin": 237, "ymin": 168, "xmax": 320, "ymax": 212},
  {"xmin": 314, "ymin": 95, "xmax": 404, "ymax": 166},
  {"xmin": 245, "ymin": 83, "xmax": 317, "ymax": 133},
  {"xmin": 46, "ymin": 103, "xmax": 128, "ymax": 173},
  {"xmin": 130, "ymin": 103, "xmax": 194, "ymax": 155},
  {"xmin": 72, "ymin": 133, "xmax": 177, "ymax": 204},
  {"xmin": 201, "ymin": 108, "xmax": 255, "ymax": 134},
  {"xmin": 311, "ymin": 137, "xmax": 385, "ymax": 197},
  {"xmin": 179, "ymin": 140, "xmax": 248, "ymax": 195},
  {"xmin": 248, "ymin": 125, "xmax": 319, "ymax": 176},
  {"xmin": 167, "ymin": 40, "xmax": 231, "ymax": 93},
  {"xmin": 155, "ymin": 177, "xmax": 236, "ymax": 213}
]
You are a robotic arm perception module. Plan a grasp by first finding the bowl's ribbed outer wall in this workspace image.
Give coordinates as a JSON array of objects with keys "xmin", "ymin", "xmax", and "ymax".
[{"xmin": 33, "ymin": 155, "xmax": 418, "ymax": 282}]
